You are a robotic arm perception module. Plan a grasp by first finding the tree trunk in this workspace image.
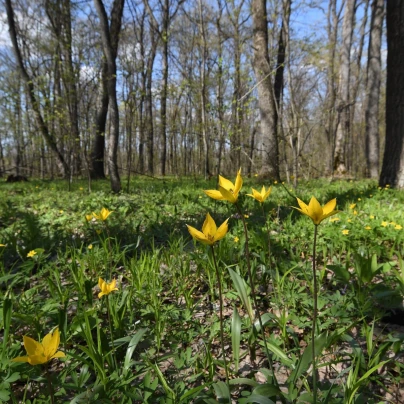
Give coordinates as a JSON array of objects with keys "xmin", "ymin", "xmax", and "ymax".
[
  {"xmin": 333, "ymin": 0, "xmax": 356, "ymax": 176},
  {"xmin": 90, "ymin": 61, "xmax": 108, "ymax": 179},
  {"xmin": 365, "ymin": 0, "xmax": 384, "ymax": 179},
  {"xmin": 93, "ymin": 0, "xmax": 124, "ymax": 193},
  {"xmin": 6, "ymin": 0, "xmax": 70, "ymax": 177},
  {"xmin": 252, "ymin": 0, "xmax": 279, "ymax": 179},
  {"xmin": 379, "ymin": 0, "xmax": 404, "ymax": 188},
  {"xmin": 198, "ymin": 0, "xmax": 209, "ymax": 178}
]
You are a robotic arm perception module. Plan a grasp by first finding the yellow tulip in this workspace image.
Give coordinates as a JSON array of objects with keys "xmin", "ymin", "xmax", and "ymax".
[
  {"xmin": 204, "ymin": 169, "xmax": 243, "ymax": 204},
  {"xmin": 92, "ymin": 208, "xmax": 112, "ymax": 221},
  {"xmin": 27, "ymin": 250, "xmax": 37, "ymax": 258},
  {"xmin": 293, "ymin": 197, "xmax": 339, "ymax": 225},
  {"xmin": 98, "ymin": 278, "xmax": 118, "ymax": 298},
  {"xmin": 247, "ymin": 186, "xmax": 271, "ymax": 203},
  {"xmin": 12, "ymin": 328, "xmax": 65, "ymax": 366},
  {"xmin": 85, "ymin": 214, "xmax": 93, "ymax": 222},
  {"xmin": 187, "ymin": 213, "xmax": 229, "ymax": 246}
]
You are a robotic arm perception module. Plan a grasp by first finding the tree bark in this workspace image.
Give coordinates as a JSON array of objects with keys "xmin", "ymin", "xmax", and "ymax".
[
  {"xmin": 252, "ymin": 0, "xmax": 279, "ymax": 179},
  {"xmin": 379, "ymin": 0, "xmax": 404, "ymax": 188},
  {"xmin": 93, "ymin": 0, "xmax": 124, "ymax": 192},
  {"xmin": 333, "ymin": 0, "xmax": 356, "ymax": 176},
  {"xmin": 365, "ymin": 0, "xmax": 384, "ymax": 179},
  {"xmin": 5, "ymin": 0, "xmax": 70, "ymax": 178}
]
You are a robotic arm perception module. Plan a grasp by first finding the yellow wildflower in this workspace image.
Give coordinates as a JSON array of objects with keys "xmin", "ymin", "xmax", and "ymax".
[
  {"xmin": 342, "ymin": 229, "xmax": 349, "ymax": 235},
  {"xmin": 247, "ymin": 186, "xmax": 271, "ymax": 203},
  {"xmin": 204, "ymin": 169, "xmax": 242, "ymax": 204},
  {"xmin": 187, "ymin": 213, "xmax": 229, "ymax": 246},
  {"xmin": 92, "ymin": 208, "xmax": 112, "ymax": 221},
  {"xmin": 12, "ymin": 328, "xmax": 65, "ymax": 366},
  {"xmin": 27, "ymin": 250, "xmax": 37, "ymax": 258},
  {"xmin": 293, "ymin": 197, "xmax": 339, "ymax": 225},
  {"xmin": 98, "ymin": 278, "xmax": 118, "ymax": 298}
]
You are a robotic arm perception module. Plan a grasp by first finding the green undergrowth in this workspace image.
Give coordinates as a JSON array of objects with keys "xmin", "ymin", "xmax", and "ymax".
[{"xmin": 0, "ymin": 176, "xmax": 403, "ymax": 403}]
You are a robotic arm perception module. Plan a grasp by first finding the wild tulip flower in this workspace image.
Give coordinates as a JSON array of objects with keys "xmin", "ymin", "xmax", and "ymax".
[
  {"xmin": 187, "ymin": 213, "xmax": 229, "ymax": 246},
  {"xmin": 12, "ymin": 328, "xmax": 65, "ymax": 366},
  {"xmin": 85, "ymin": 214, "xmax": 93, "ymax": 222},
  {"xmin": 293, "ymin": 197, "xmax": 339, "ymax": 225},
  {"xmin": 92, "ymin": 208, "xmax": 112, "ymax": 221},
  {"xmin": 204, "ymin": 169, "xmax": 242, "ymax": 204},
  {"xmin": 27, "ymin": 250, "xmax": 37, "ymax": 258},
  {"xmin": 98, "ymin": 278, "xmax": 118, "ymax": 298},
  {"xmin": 247, "ymin": 186, "xmax": 271, "ymax": 203}
]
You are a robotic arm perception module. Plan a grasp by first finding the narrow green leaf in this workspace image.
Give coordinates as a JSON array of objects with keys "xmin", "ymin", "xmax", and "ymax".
[
  {"xmin": 231, "ymin": 307, "xmax": 242, "ymax": 372},
  {"xmin": 228, "ymin": 268, "xmax": 254, "ymax": 321}
]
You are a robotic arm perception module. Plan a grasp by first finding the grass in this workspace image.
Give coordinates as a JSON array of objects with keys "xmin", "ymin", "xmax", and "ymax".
[{"xmin": 0, "ymin": 176, "xmax": 403, "ymax": 403}]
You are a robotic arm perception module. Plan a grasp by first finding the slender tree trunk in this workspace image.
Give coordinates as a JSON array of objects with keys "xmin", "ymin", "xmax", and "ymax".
[
  {"xmin": 90, "ymin": 61, "xmax": 108, "ymax": 179},
  {"xmin": 333, "ymin": 0, "xmax": 356, "ymax": 176},
  {"xmin": 379, "ymin": 1, "xmax": 404, "ymax": 188},
  {"xmin": 326, "ymin": 0, "xmax": 339, "ymax": 173},
  {"xmin": 198, "ymin": 0, "xmax": 209, "ymax": 178},
  {"xmin": 252, "ymin": 0, "xmax": 279, "ymax": 179},
  {"xmin": 160, "ymin": 0, "xmax": 169, "ymax": 175},
  {"xmin": 216, "ymin": 3, "xmax": 225, "ymax": 175},
  {"xmin": 365, "ymin": 0, "xmax": 384, "ymax": 179},
  {"xmin": 93, "ymin": 0, "xmax": 124, "ymax": 192},
  {"xmin": 6, "ymin": 0, "xmax": 70, "ymax": 177}
]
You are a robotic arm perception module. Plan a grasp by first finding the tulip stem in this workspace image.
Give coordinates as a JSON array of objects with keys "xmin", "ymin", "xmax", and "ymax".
[
  {"xmin": 45, "ymin": 364, "xmax": 55, "ymax": 404},
  {"xmin": 312, "ymin": 224, "xmax": 318, "ymax": 404},
  {"xmin": 210, "ymin": 245, "xmax": 230, "ymax": 400},
  {"xmin": 236, "ymin": 204, "xmax": 279, "ymax": 390},
  {"xmin": 106, "ymin": 295, "xmax": 118, "ymax": 371},
  {"xmin": 260, "ymin": 203, "xmax": 272, "ymax": 267}
]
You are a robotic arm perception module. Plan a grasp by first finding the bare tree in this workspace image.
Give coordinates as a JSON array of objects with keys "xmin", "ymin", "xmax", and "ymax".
[
  {"xmin": 379, "ymin": 0, "xmax": 404, "ymax": 188},
  {"xmin": 333, "ymin": 0, "xmax": 356, "ymax": 176},
  {"xmin": 252, "ymin": 0, "xmax": 279, "ymax": 179},
  {"xmin": 5, "ymin": 0, "xmax": 70, "ymax": 177},
  {"xmin": 93, "ymin": 0, "xmax": 124, "ymax": 192},
  {"xmin": 365, "ymin": 0, "xmax": 384, "ymax": 179}
]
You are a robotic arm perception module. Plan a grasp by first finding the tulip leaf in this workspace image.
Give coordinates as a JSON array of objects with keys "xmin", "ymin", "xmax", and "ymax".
[
  {"xmin": 228, "ymin": 267, "xmax": 254, "ymax": 322},
  {"xmin": 231, "ymin": 307, "xmax": 242, "ymax": 373}
]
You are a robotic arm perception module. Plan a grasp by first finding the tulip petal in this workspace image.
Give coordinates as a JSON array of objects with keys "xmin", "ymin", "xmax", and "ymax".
[
  {"xmin": 43, "ymin": 329, "xmax": 59, "ymax": 358},
  {"xmin": 218, "ymin": 175, "xmax": 235, "ymax": 191},
  {"xmin": 296, "ymin": 198, "xmax": 309, "ymax": 213},
  {"xmin": 23, "ymin": 336, "xmax": 43, "ymax": 357},
  {"xmin": 202, "ymin": 213, "xmax": 217, "ymax": 237},
  {"xmin": 323, "ymin": 198, "xmax": 337, "ymax": 215},
  {"xmin": 51, "ymin": 351, "xmax": 66, "ymax": 359},
  {"xmin": 98, "ymin": 278, "xmax": 105, "ymax": 289},
  {"xmin": 12, "ymin": 355, "xmax": 30, "ymax": 363},
  {"xmin": 204, "ymin": 189, "xmax": 225, "ymax": 200},
  {"xmin": 234, "ymin": 170, "xmax": 243, "ymax": 194},
  {"xmin": 28, "ymin": 355, "xmax": 47, "ymax": 365},
  {"xmin": 219, "ymin": 187, "xmax": 237, "ymax": 203},
  {"xmin": 187, "ymin": 225, "xmax": 210, "ymax": 244},
  {"xmin": 214, "ymin": 219, "xmax": 229, "ymax": 242}
]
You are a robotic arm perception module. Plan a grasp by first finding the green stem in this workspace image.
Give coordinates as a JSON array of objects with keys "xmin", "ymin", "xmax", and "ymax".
[
  {"xmin": 235, "ymin": 203, "xmax": 279, "ymax": 390},
  {"xmin": 211, "ymin": 245, "xmax": 230, "ymax": 399},
  {"xmin": 312, "ymin": 225, "xmax": 318, "ymax": 404},
  {"xmin": 260, "ymin": 203, "xmax": 272, "ymax": 267},
  {"xmin": 45, "ymin": 364, "xmax": 55, "ymax": 404},
  {"xmin": 106, "ymin": 295, "xmax": 118, "ymax": 371}
]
